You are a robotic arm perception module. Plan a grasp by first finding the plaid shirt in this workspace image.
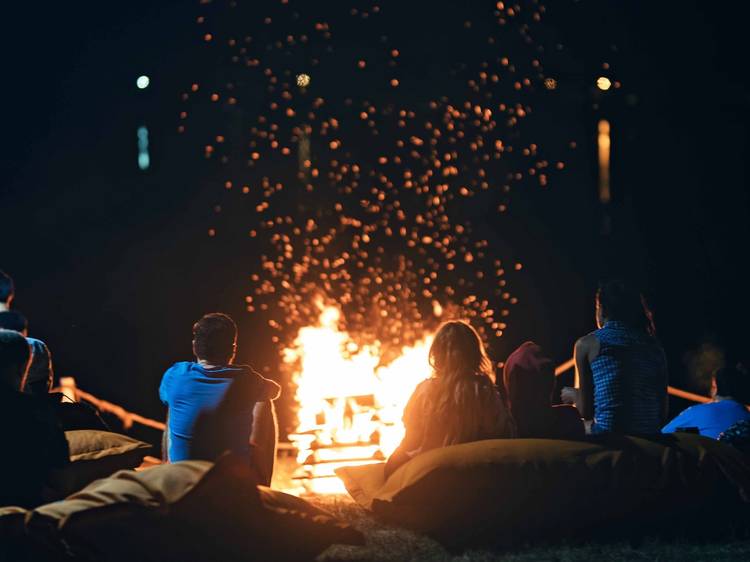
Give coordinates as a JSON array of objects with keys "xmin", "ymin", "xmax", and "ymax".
[{"xmin": 590, "ymin": 321, "xmax": 667, "ymax": 434}]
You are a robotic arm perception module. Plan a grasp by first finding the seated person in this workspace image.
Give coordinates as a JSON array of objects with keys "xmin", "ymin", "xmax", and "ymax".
[
  {"xmin": 563, "ymin": 279, "xmax": 668, "ymax": 434},
  {"xmin": 385, "ymin": 320, "xmax": 515, "ymax": 478},
  {"xmin": 0, "ymin": 310, "xmax": 105, "ymax": 431},
  {"xmin": 663, "ymin": 365, "xmax": 750, "ymax": 438},
  {"xmin": 159, "ymin": 313, "xmax": 281, "ymax": 484},
  {"xmin": 0, "ymin": 310, "xmax": 54, "ymax": 396},
  {"xmin": 0, "ymin": 329, "xmax": 69, "ymax": 507},
  {"xmin": 503, "ymin": 341, "xmax": 584, "ymax": 440}
]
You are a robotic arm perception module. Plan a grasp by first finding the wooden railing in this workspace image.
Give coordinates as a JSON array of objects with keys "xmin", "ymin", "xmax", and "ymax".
[
  {"xmin": 554, "ymin": 358, "xmax": 712, "ymax": 404},
  {"xmin": 53, "ymin": 377, "xmax": 166, "ymax": 431},
  {"xmin": 53, "ymin": 361, "xmax": 715, "ymax": 433}
]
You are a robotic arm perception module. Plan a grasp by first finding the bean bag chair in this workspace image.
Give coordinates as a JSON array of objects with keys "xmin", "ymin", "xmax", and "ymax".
[
  {"xmin": 44, "ymin": 430, "xmax": 152, "ymax": 501},
  {"xmin": 2, "ymin": 452, "xmax": 363, "ymax": 562},
  {"xmin": 336, "ymin": 433, "xmax": 750, "ymax": 548}
]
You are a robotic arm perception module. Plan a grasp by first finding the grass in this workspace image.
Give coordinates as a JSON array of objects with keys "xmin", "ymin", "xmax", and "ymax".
[{"xmin": 310, "ymin": 495, "xmax": 750, "ymax": 562}]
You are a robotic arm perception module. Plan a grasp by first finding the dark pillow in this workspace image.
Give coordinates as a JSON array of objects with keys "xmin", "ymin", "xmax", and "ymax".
[
  {"xmin": 21, "ymin": 460, "xmax": 211, "ymax": 562},
  {"xmin": 18, "ymin": 454, "xmax": 362, "ymax": 562},
  {"xmin": 51, "ymin": 397, "xmax": 109, "ymax": 432},
  {"xmin": 164, "ymin": 452, "xmax": 364, "ymax": 561},
  {"xmin": 0, "ymin": 506, "xmax": 60, "ymax": 562},
  {"xmin": 338, "ymin": 434, "xmax": 750, "ymax": 547},
  {"xmin": 44, "ymin": 430, "xmax": 152, "ymax": 500}
]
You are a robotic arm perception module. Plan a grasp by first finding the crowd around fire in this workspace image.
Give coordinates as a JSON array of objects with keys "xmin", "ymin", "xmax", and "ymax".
[
  {"xmin": 2, "ymin": 5, "xmax": 750, "ymax": 560},
  {"xmin": 3, "ymin": 268, "xmax": 750, "ymax": 507}
]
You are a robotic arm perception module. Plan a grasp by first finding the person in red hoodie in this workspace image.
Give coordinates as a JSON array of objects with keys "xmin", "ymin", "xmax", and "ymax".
[{"xmin": 503, "ymin": 341, "xmax": 585, "ymax": 440}]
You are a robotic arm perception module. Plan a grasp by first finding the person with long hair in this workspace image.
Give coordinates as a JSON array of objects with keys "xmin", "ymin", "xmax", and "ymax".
[
  {"xmin": 562, "ymin": 279, "xmax": 668, "ymax": 434},
  {"xmin": 503, "ymin": 341, "xmax": 584, "ymax": 439},
  {"xmin": 385, "ymin": 320, "xmax": 515, "ymax": 477}
]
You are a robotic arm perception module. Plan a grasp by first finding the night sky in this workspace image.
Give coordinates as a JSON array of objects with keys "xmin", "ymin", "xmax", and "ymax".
[{"xmin": 2, "ymin": 1, "xmax": 748, "ymax": 441}]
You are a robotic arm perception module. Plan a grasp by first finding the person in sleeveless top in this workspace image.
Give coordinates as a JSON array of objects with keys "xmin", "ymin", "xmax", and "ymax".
[
  {"xmin": 385, "ymin": 320, "xmax": 515, "ymax": 478},
  {"xmin": 563, "ymin": 280, "xmax": 668, "ymax": 434}
]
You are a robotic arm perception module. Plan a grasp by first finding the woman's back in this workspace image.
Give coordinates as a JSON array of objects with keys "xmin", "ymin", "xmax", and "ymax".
[
  {"xmin": 591, "ymin": 321, "xmax": 667, "ymax": 434},
  {"xmin": 385, "ymin": 375, "xmax": 514, "ymax": 476},
  {"xmin": 407, "ymin": 376, "xmax": 512, "ymax": 450},
  {"xmin": 385, "ymin": 320, "xmax": 515, "ymax": 478}
]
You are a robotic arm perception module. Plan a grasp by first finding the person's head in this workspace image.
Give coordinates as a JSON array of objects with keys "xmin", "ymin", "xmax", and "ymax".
[
  {"xmin": 426, "ymin": 320, "xmax": 502, "ymax": 445},
  {"xmin": 429, "ymin": 320, "xmax": 493, "ymax": 381},
  {"xmin": 711, "ymin": 365, "xmax": 750, "ymax": 403},
  {"xmin": 0, "ymin": 311, "xmax": 29, "ymax": 336},
  {"xmin": 192, "ymin": 313, "xmax": 238, "ymax": 365},
  {"xmin": 0, "ymin": 328, "xmax": 31, "ymax": 391},
  {"xmin": 0, "ymin": 270, "xmax": 14, "ymax": 309},
  {"xmin": 595, "ymin": 279, "xmax": 655, "ymax": 334},
  {"xmin": 503, "ymin": 341, "xmax": 555, "ymax": 412}
]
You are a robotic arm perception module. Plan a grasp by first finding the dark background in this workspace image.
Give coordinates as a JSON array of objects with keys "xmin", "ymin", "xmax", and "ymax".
[{"xmin": 1, "ymin": 1, "xmax": 747, "ymax": 443}]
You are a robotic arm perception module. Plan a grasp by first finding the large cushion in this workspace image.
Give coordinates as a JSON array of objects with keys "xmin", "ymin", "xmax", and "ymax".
[
  {"xmin": 0, "ymin": 460, "xmax": 210, "ymax": 562},
  {"xmin": 7, "ymin": 453, "xmax": 362, "ymax": 561},
  {"xmin": 337, "ymin": 434, "xmax": 750, "ymax": 547},
  {"xmin": 44, "ymin": 430, "xmax": 152, "ymax": 500},
  {"xmin": 159, "ymin": 452, "xmax": 364, "ymax": 561},
  {"xmin": 65, "ymin": 430, "xmax": 152, "ymax": 463}
]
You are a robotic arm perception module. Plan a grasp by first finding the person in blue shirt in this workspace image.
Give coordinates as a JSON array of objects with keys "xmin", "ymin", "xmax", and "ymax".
[
  {"xmin": 663, "ymin": 365, "xmax": 750, "ymax": 438},
  {"xmin": 160, "ymin": 313, "xmax": 280, "ymax": 483}
]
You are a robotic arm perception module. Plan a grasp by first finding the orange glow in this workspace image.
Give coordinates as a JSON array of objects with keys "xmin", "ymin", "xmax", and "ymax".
[
  {"xmin": 597, "ymin": 119, "xmax": 611, "ymax": 203},
  {"xmin": 284, "ymin": 300, "xmax": 433, "ymax": 494}
]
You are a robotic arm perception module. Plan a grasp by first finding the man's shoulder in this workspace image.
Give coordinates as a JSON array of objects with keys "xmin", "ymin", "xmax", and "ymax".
[
  {"xmin": 26, "ymin": 336, "xmax": 49, "ymax": 351},
  {"xmin": 229, "ymin": 365, "xmax": 269, "ymax": 391},
  {"xmin": 229, "ymin": 364, "xmax": 262, "ymax": 377},
  {"xmin": 672, "ymin": 403, "xmax": 710, "ymax": 422},
  {"xmin": 165, "ymin": 361, "xmax": 196, "ymax": 374},
  {"xmin": 160, "ymin": 362, "xmax": 196, "ymax": 390}
]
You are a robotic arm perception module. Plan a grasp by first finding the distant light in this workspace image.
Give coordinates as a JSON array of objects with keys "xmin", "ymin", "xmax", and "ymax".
[
  {"xmin": 543, "ymin": 78, "xmax": 557, "ymax": 90},
  {"xmin": 138, "ymin": 152, "xmax": 150, "ymax": 170},
  {"xmin": 596, "ymin": 76, "xmax": 611, "ymax": 91},
  {"xmin": 597, "ymin": 119, "xmax": 611, "ymax": 203},
  {"xmin": 296, "ymin": 73, "xmax": 310, "ymax": 88},
  {"xmin": 137, "ymin": 126, "xmax": 150, "ymax": 170},
  {"xmin": 136, "ymin": 75, "xmax": 150, "ymax": 89}
]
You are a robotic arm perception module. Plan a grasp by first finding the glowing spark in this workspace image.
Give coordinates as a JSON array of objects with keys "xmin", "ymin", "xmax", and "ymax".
[{"xmin": 296, "ymin": 73, "xmax": 311, "ymax": 88}]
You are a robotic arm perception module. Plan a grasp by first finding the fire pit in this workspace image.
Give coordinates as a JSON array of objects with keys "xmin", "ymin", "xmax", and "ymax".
[{"xmin": 283, "ymin": 302, "xmax": 433, "ymax": 494}]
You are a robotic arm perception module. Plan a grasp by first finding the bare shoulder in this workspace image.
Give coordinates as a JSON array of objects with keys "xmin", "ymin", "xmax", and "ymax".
[
  {"xmin": 575, "ymin": 333, "xmax": 600, "ymax": 360},
  {"xmin": 575, "ymin": 333, "xmax": 597, "ymax": 351}
]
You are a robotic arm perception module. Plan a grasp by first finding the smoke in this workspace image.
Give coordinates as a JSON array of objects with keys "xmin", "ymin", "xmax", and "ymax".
[{"xmin": 682, "ymin": 340, "xmax": 725, "ymax": 393}]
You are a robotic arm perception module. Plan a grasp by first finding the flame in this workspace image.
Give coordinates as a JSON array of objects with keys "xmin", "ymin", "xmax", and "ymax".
[{"xmin": 283, "ymin": 302, "xmax": 433, "ymax": 494}]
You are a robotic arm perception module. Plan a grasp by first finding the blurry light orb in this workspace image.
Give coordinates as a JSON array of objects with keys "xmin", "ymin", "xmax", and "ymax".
[
  {"xmin": 596, "ymin": 76, "xmax": 612, "ymax": 91},
  {"xmin": 138, "ymin": 152, "xmax": 150, "ymax": 170},
  {"xmin": 136, "ymin": 75, "xmax": 150, "ymax": 89},
  {"xmin": 296, "ymin": 73, "xmax": 311, "ymax": 88},
  {"xmin": 543, "ymin": 78, "xmax": 557, "ymax": 90}
]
